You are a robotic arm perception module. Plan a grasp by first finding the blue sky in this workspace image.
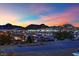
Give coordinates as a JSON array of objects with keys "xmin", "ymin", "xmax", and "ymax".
[{"xmin": 0, "ymin": 3, "xmax": 79, "ymax": 27}]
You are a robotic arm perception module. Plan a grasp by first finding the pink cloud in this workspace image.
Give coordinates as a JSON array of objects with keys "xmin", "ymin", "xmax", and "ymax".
[
  {"xmin": 39, "ymin": 7, "xmax": 79, "ymax": 26},
  {"xmin": 73, "ymin": 23, "xmax": 79, "ymax": 27},
  {"xmin": 20, "ymin": 6, "xmax": 79, "ymax": 27}
]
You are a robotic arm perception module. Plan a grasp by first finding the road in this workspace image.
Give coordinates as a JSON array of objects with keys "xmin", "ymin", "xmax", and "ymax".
[{"xmin": 1, "ymin": 40, "xmax": 79, "ymax": 56}]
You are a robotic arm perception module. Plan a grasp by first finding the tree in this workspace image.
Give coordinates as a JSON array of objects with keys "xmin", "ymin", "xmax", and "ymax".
[
  {"xmin": 0, "ymin": 32, "xmax": 11, "ymax": 45},
  {"xmin": 26, "ymin": 35, "xmax": 34, "ymax": 43},
  {"xmin": 56, "ymin": 31, "xmax": 74, "ymax": 40}
]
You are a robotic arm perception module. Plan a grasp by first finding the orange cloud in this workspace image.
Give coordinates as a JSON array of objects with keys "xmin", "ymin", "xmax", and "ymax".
[
  {"xmin": 0, "ymin": 10, "xmax": 19, "ymax": 25},
  {"xmin": 0, "ymin": 15, "xmax": 17, "ymax": 25}
]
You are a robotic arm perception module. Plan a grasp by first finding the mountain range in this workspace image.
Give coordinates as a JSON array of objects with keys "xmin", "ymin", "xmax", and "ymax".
[
  {"xmin": 0, "ymin": 23, "xmax": 49, "ymax": 30},
  {"xmin": 0, "ymin": 23, "xmax": 76, "ymax": 30}
]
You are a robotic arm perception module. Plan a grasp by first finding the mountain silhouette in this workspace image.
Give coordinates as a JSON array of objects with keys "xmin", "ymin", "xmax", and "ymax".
[
  {"xmin": 0, "ymin": 23, "xmax": 25, "ymax": 30},
  {"xmin": 63, "ymin": 24, "xmax": 75, "ymax": 28},
  {"xmin": 25, "ymin": 24, "xmax": 49, "ymax": 30},
  {"xmin": 0, "ymin": 23, "xmax": 76, "ymax": 30}
]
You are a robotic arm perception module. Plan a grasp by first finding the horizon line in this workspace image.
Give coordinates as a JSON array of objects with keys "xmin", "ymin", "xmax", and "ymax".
[{"xmin": 0, "ymin": 23, "xmax": 79, "ymax": 28}]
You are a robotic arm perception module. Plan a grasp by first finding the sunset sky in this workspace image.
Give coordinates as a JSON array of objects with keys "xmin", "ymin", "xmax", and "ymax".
[{"xmin": 0, "ymin": 3, "xmax": 79, "ymax": 27}]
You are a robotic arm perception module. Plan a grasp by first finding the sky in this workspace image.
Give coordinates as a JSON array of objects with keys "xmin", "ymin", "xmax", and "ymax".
[{"xmin": 0, "ymin": 3, "xmax": 79, "ymax": 27}]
